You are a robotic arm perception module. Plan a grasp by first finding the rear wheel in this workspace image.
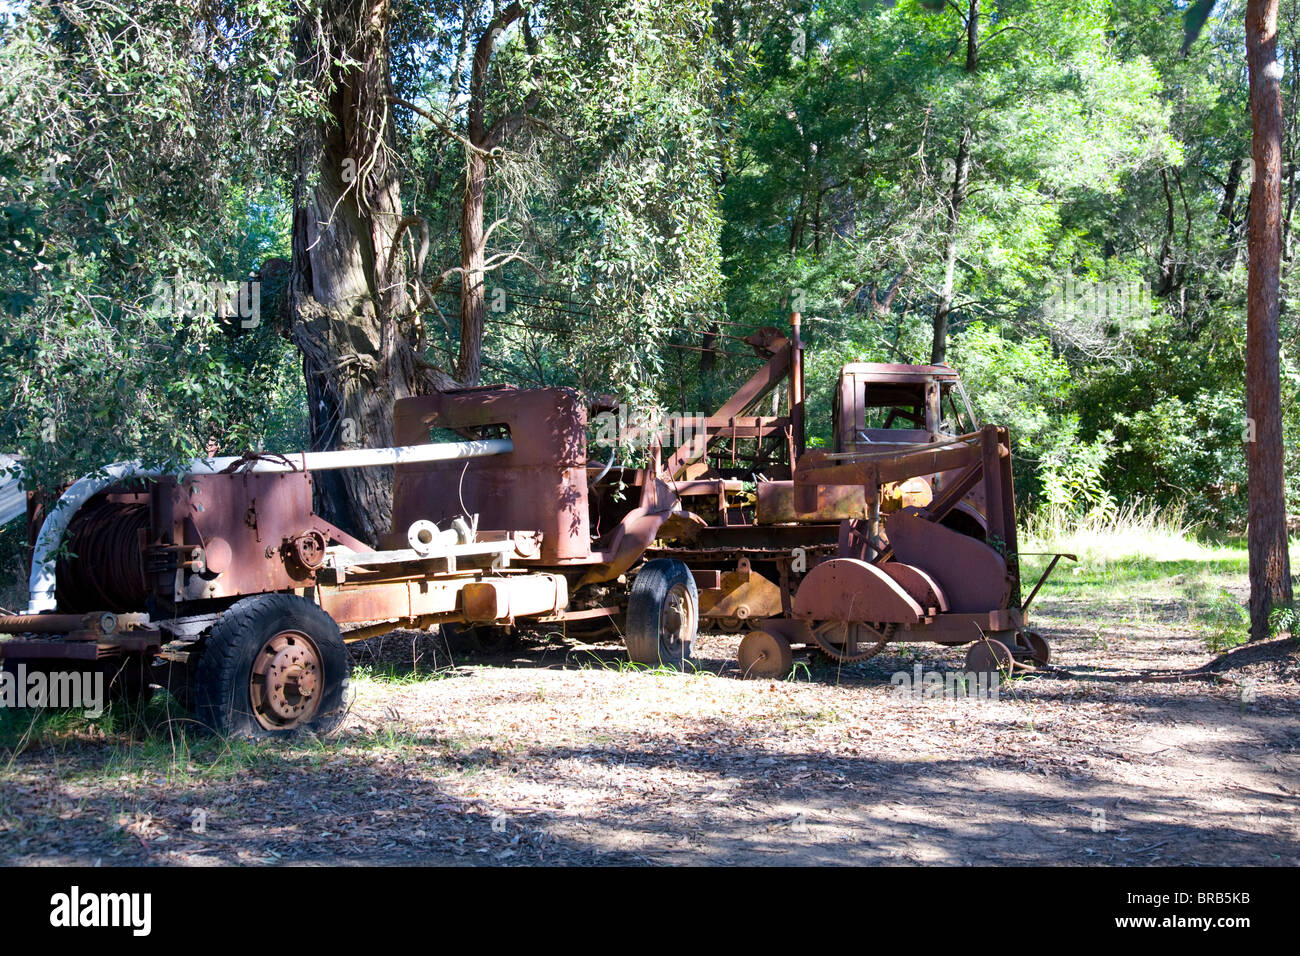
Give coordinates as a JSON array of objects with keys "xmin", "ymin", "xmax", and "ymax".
[
  {"xmin": 194, "ymin": 594, "xmax": 351, "ymax": 738},
  {"xmin": 624, "ymin": 559, "xmax": 698, "ymax": 670}
]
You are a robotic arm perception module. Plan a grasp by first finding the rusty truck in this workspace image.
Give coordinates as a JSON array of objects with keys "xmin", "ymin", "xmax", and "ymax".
[{"xmin": 0, "ymin": 314, "xmax": 1068, "ymax": 735}]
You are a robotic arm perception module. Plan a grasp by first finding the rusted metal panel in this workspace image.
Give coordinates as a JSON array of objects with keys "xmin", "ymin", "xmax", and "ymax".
[
  {"xmin": 0, "ymin": 633, "xmax": 160, "ymax": 659},
  {"xmin": 698, "ymin": 560, "xmax": 783, "ymax": 621},
  {"xmin": 391, "ymin": 387, "xmax": 590, "ymax": 564},
  {"xmin": 755, "ymin": 480, "xmax": 867, "ymax": 525},
  {"xmin": 791, "ymin": 436, "xmax": 982, "ymax": 515},
  {"xmin": 839, "ymin": 362, "xmax": 961, "ymax": 384},
  {"xmin": 880, "ymin": 562, "xmax": 947, "ymax": 613},
  {"xmin": 691, "ymin": 569, "xmax": 723, "ymax": 590},
  {"xmin": 884, "ymin": 511, "xmax": 1010, "ymax": 613},
  {"xmin": 792, "ymin": 558, "xmax": 925, "ymax": 624},
  {"xmin": 898, "ymin": 608, "xmax": 1022, "ymax": 642},
  {"xmin": 0, "ymin": 639, "xmax": 101, "ymax": 660},
  {"xmin": 168, "ymin": 471, "xmax": 318, "ymax": 602},
  {"xmin": 460, "ymin": 574, "xmax": 569, "ymax": 622},
  {"xmin": 317, "ymin": 572, "xmax": 567, "ymax": 626}
]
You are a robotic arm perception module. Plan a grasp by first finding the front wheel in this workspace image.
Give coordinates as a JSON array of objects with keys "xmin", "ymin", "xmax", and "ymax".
[
  {"xmin": 624, "ymin": 559, "xmax": 698, "ymax": 670},
  {"xmin": 194, "ymin": 594, "xmax": 352, "ymax": 738}
]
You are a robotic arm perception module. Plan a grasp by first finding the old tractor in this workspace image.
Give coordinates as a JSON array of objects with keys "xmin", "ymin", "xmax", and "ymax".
[
  {"xmin": 0, "ymin": 315, "xmax": 1067, "ymax": 730},
  {"xmin": 387, "ymin": 315, "xmax": 1069, "ymax": 678}
]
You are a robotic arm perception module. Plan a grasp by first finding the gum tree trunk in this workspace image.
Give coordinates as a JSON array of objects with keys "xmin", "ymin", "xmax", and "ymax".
[
  {"xmin": 456, "ymin": 1, "xmax": 528, "ymax": 386},
  {"xmin": 1245, "ymin": 0, "xmax": 1294, "ymax": 641},
  {"xmin": 289, "ymin": 0, "xmax": 453, "ymax": 544}
]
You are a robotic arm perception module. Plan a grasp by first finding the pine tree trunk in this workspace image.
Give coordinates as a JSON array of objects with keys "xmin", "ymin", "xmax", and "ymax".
[{"xmin": 1245, "ymin": 0, "xmax": 1294, "ymax": 641}]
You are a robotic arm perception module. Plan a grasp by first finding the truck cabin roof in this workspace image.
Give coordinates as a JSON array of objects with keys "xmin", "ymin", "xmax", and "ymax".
[{"xmin": 838, "ymin": 362, "xmax": 961, "ymax": 384}]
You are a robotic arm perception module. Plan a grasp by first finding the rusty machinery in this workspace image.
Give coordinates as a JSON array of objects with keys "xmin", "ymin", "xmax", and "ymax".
[
  {"xmin": 0, "ymin": 438, "xmax": 576, "ymax": 737},
  {"xmin": 383, "ymin": 315, "xmax": 1070, "ymax": 678},
  {"xmin": 0, "ymin": 314, "xmax": 1071, "ymax": 727}
]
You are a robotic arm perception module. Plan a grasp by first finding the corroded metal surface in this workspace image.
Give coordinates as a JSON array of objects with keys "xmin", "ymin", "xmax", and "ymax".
[{"xmin": 390, "ymin": 386, "xmax": 590, "ymax": 564}]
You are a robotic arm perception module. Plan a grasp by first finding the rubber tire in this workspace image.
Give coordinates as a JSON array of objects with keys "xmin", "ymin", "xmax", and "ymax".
[
  {"xmin": 624, "ymin": 559, "xmax": 698, "ymax": 670},
  {"xmin": 194, "ymin": 594, "xmax": 351, "ymax": 739}
]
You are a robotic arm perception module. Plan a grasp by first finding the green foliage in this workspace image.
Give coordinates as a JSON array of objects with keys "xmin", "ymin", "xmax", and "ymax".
[
  {"xmin": 1269, "ymin": 605, "xmax": 1298, "ymax": 640},
  {"xmin": 0, "ymin": 1, "xmax": 316, "ymax": 488},
  {"xmin": 1199, "ymin": 589, "xmax": 1250, "ymax": 654},
  {"xmin": 1, "ymin": 0, "xmax": 1296, "ymax": 542}
]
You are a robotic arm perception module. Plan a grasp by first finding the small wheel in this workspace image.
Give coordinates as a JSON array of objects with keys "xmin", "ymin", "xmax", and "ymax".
[
  {"xmin": 713, "ymin": 616, "xmax": 745, "ymax": 633},
  {"xmin": 965, "ymin": 637, "xmax": 1014, "ymax": 678},
  {"xmin": 625, "ymin": 559, "xmax": 698, "ymax": 670},
  {"xmin": 195, "ymin": 594, "xmax": 351, "ymax": 738},
  {"xmin": 1024, "ymin": 631, "xmax": 1050, "ymax": 666},
  {"xmin": 737, "ymin": 629, "xmax": 793, "ymax": 679}
]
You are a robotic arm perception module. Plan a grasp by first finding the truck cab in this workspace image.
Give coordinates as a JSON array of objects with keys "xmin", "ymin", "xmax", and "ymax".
[{"xmin": 832, "ymin": 362, "xmax": 988, "ymax": 540}]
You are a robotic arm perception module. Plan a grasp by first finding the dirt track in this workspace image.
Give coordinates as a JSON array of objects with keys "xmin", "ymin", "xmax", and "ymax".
[{"xmin": 2, "ymin": 591, "xmax": 1298, "ymax": 866}]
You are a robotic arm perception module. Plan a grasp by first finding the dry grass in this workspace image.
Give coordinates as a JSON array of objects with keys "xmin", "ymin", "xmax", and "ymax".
[{"xmin": 1021, "ymin": 501, "xmax": 1227, "ymax": 566}]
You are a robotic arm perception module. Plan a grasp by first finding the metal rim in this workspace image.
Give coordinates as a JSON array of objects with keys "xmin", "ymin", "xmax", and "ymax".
[
  {"xmin": 660, "ymin": 582, "xmax": 696, "ymax": 657},
  {"xmin": 737, "ymin": 629, "xmax": 792, "ymax": 679},
  {"xmin": 965, "ymin": 636, "xmax": 1014, "ymax": 677},
  {"xmin": 1025, "ymin": 631, "xmax": 1050, "ymax": 666},
  {"xmin": 249, "ymin": 629, "xmax": 323, "ymax": 730},
  {"xmin": 811, "ymin": 620, "xmax": 896, "ymax": 664}
]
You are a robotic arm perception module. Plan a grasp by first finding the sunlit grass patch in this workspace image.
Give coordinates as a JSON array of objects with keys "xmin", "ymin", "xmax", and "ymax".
[
  {"xmin": 1019, "ymin": 502, "xmax": 1298, "ymax": 654},
  {"xmin": 1022, "ymin": 501, "xmax": 1229, "ymax": 566},
  {"xmin": 351, "ymin": 662, "xmax": 458, "ymax": 686}
]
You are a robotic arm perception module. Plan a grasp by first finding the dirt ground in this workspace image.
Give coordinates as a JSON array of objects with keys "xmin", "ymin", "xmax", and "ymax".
[{"xmin": 2, "ymin": 585, "xmax": 1298, "ymax": 866}]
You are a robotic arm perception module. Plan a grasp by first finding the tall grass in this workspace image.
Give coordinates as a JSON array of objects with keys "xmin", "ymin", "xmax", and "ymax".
[
  {"xmin": 1019, "ymin": 501, "xmax": 1265, "ymax": 653},
  {"xmin": 1020, "ymin": 500, "xmax": 1223, "ymax": 566}
]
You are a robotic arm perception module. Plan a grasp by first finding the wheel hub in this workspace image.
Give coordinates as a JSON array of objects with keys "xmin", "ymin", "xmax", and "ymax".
[
  {"xmin": 250, "ymin": 630, "xmax": 323, "ymax": 729},
  {"xmin": 660, "ymin": 584, "xmax": 694, "ymax": 653}
]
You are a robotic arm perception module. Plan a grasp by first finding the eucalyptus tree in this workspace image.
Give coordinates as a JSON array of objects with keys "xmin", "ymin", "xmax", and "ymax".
[
  {"xmin": 1244, "ymin": 0, "xmax": 1294, "ymax": 639},
  {"xmin": 289, "ymin": 0, "xmax": 722, "ymax": 538},
  {"xmin": 0, "ymin": 1, "xmax": 314, "ymax": 495},
  {"xmin": 720, "ymin": 1, "xmax": 1175, "ymax": 362}
]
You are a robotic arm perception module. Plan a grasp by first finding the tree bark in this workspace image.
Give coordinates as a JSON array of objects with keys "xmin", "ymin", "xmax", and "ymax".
[
  {"xmin": 289, "ymin": 0, "xmax": 453, "ymax": 544},
  {"xmin": 1220, "ymin": 157, "xmax": 1243, "ymax": 243},
  {"xmin": 1245, "ymin": 0, "xmax": 1294, "ymax": 641},
  {"xmin": 457, "ymin": 146, "xmax": 488, "ymax": 385},
  {"xmin": 456, "ymin": 1, "xmax": 528, "ymax": 386},
  {"xmin": 931, "ymin": 0, "xmax": 978, "ymax": 365}
]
